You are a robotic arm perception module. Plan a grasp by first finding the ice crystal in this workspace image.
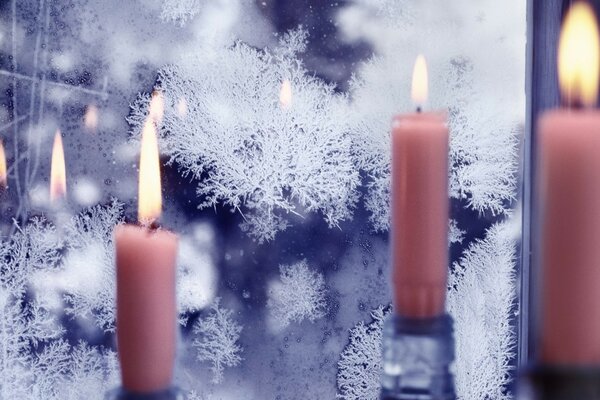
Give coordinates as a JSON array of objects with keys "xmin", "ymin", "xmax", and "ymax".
[
  {"xmin": 336, "ymin": 306, "xmax": 389, "ymax": 400},
  {"xmin": 266, "ymin": 260, "xmax": 327, "ymax": 332},
  {"xmin": 0, "ymin": 215, "xmax": 121, "ymax": 400},
  {"xmin": 193, "ymin": 298, "xmax": 243, "ymax": 384},
  {"xmin": 448, "ymin": 219, "xmax": 518, "ymax": 400},
  {"xmin": 0, "ymin": 287, "xmax": 64, "ymax": 399},
  {"xmin": 449, "ymin": 219, "xmax": 465, "ymax": 245},
  {"xmin": 128, "ymin": 29, "xmax": 359, "ymax": 242},
  {"xmin": 33, "ymin": 341, "xmax": 119, "ymax": 400},
  {"xmin": 160, "ymin": 0, "xmax": 202, "ymax": 26},
  {"xmin": 61, "ymin": 200, "xmax": 123, "ymax": 331}
]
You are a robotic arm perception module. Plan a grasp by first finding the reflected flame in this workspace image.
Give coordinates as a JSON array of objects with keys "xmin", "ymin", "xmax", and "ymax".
[
  {"xmin": 411, "ymin": 54, "xmax": 428, "ymax": 108},
  {"xmin": 149, "ymin": 90, "xmax": 164, "ymax": 124},
  {"xmin": 0, "ymin": 140, "xmax": 6, "ymax": 189},
  {"xmin": 84, "ymin": 104, "xmax": 99, "ymax": 131},
  {"xmin": 279, "ymin": 79, "xmax": 292, "ymax": 109},
  {"xmin": 177, "ymin": 97, "xmax": 188, "ymax": 118},
  {"xmin": 138, "ymin": 120, "xmax": 162, "ymax": 225},
  {"xmin": 50, "ymin": 130, "xmax": 67, "ymax": 203},
  {"xmin": 558, "ymin": 2, "xmax": 600, "ymax": 107}
]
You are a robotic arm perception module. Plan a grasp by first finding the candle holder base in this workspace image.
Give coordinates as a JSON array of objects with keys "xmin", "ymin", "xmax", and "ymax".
[
  {"xmin": 519, "ymin": 365, "xmax": 600, "ymax": 400},
  {"xmin": 379, "ymin": 313, "xmax": 456, "ymax": 400},
  {"xmin": 105, "ymin": 387, "xmax": 185, "ymax": 400}
]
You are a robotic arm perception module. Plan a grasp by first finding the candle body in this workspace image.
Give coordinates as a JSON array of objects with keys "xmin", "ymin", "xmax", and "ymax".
[
  {"xmin": 538, "ymin": 110, "xmax": 600, "ymax": 364},
  {"xmin": 391, "ymin": 113, "xmax": 449, "ymax": 318},
  {"xmin": 115, "ymin": 225, "xmax": 178, "ymax": 393}
]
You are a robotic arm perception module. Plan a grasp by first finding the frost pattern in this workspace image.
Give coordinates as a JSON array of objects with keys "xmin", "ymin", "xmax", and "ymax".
[
  {"xmin": 448, "ymin": 219, "xmax": 518, "ymax": 400},
  {"xmin": 193, "ymin": 298, "xmax": 243, "ymax": 384},
  {"xmin": 266, "ymin": 260, "xmax": 327, "ymax": 332},
  {"xmin": 160, "ymin": 0, "xmax": 201, "ymax": 25},
  {"xmin": 34, "ymin": 341, "xmax": 119, "ymax": 400},
  {"xmin": 61, "ymin": 200, "xmax": 123, "ymax": 331},
  {"xmin": 449, "ymin": 219, "xmax": 465, "ymax": 245},
  {"xmin": 128, "ymin": 29, "xmax": 359, "ymax": 242},
  {"xmin": 0, "ymin": 218, "xmax": 62, "ymax": 398},
  {"xmin": 336, "ymin": 306, "xmax": 389, "ymax": 400},
  {"xmin": 0, "ymin": 216, "xmax": 119, "ymax": 400}
]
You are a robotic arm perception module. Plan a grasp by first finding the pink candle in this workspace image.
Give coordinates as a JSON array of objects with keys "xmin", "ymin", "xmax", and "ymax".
[
  {"xmin": 391, "ymin": 55, "xmax": 449, "ymax": 318},
  {"xmin": 537, "ymin": 3, "xmax": 600, "ymax": 365},
  {"xmin": 0, "ymin": 140, "xmax": 7, "ymax": 189},
  {"xmin": 115, "ymin": 116, "xmax": 179, "ymax": 392}
]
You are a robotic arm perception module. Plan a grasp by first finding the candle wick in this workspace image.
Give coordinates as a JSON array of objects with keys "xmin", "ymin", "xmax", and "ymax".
[
  {"xmin": 416, "ymin": 106, "xmax": 422, "ymax": 113},
  {"xmin": 139, "ymin": 219, "xmax": 161, "ymax": 231},
  {"xmin": 563, "ymin": 93, "xmax": 585, "ymax": 110}
]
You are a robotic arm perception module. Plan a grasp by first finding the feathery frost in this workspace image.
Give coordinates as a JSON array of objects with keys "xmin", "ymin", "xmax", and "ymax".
[
  {"xmin": 267, "ymin": 260, "xmax": 328, "ymax": 332},
  {"xmin": 448, "ymin": 219, "xmax": 518, "ymax": 400},
  {"xmin": 128, "ymin": 29, "xmax": 359, "ymax": 242},
  {"xmin": 193, "ymin": 298, "xmax": 244, "ymax": 384}
]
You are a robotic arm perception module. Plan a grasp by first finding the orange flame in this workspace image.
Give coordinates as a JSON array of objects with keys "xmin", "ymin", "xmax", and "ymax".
[
  {"xmin": 84, "ymin": 104, "xmax": 99, "ymax": 131},
  {"xmin": 411, "ymin": 54, "xmax": 428, "ymax": 108},
  {"xmin": 558, "ymin": 2, "xmax": 600, "ymax": 107},
  {"xmin": 138, "ymin": 120, "xmax": 162, "ymax": 225},
  {"xmin": 0, "ymin": 140, "xmax": 6, "ymax": 189},
  {"xmin": 50, "ymin": 130, "xmax": 67, "ymax": 203},
  {"xmin": 279, "ymin": 79, "xmax": 292, "ymax": 109}
]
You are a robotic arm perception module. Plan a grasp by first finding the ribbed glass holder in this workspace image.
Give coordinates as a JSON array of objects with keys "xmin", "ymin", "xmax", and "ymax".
[
  {"xmin": 379, "ymin": 313, "xmax": 456, "ymax": 400},
  {"xmin": 518, "ymin": 366, "xmax": 600, "ymax": 400},
  {"xmin": 105, "ymin": 387, "xmax": 185, "ymax": 400}
]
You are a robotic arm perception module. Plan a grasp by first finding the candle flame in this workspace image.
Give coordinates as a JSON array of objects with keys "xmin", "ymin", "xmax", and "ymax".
[
  {"xmin": 280, "ymin": 79, "xmax": 292, "ymax": 109},
  {"xmin": 0, "ymin": 140, "xmax": 7, "ymax": 189},
  {"xmin": 138, "ymin": 120, "xmax": 162, "ymax": 225},
  {"xmin": 411, "ymin": 54, "xmax": 428, "ymax": 108},
  {"xmin": 84, "ymin": 104, "xmax": 99, "ymax": 131},
  {"xmin": 558, "ymin": 2, "xmax": 600, "ymax": 107},
  {"xmin": 50, "ymin": 130, "xmax": 67, "ymax": 203},
  {"xmin": 149, "ymin": 90, "xmax": 164, "ymax": 124}
]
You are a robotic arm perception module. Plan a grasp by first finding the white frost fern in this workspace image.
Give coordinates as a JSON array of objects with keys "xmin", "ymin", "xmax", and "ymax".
[
  {"xmin": 448, "ymin": 219, "xmax": 518, "ymax": 400},
  {"xmin": 267, "ymin": 260, "xmax": 328, "ymax": 332},
  {"xmin": 128, "ymin": 29, "xmax": 359, "ymax": 242},
  {"xmin": 193, "ymin": 298, "xmax": 243, "ymax": 384},
  {"xmin": 336, "ymin": 306, "xmax": 390, "ymax": 400}
]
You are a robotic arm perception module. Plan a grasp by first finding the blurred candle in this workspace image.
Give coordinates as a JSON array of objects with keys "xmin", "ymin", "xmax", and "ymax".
[
  {"xmin": 50, "ymin": 130, "xmax": 67, "ymax": 203},
  {"xmin": 0, "ymin": 139, "xmax": 7, "ymax": 189},
  {"xmin": 84, "ymin": 104, "xmax": 99, "ymax": 132},
  {"xmin": 114, "ymin": 100, "xmax": 179, "ymax": 393},
  {"xmin": 391, "ymin": 55, "xmax": 449, "ymax": 318},
  {"xmin": 280, "ymin": 79, "xmax": 292, "ymax": 109},
  {"xmin": 537, "ymin": 2, "xmax": 600, "ymax": 364}
]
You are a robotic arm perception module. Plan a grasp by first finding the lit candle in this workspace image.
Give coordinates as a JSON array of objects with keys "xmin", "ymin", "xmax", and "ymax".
[
  {"xmin": 50, "ymin": 130, "xmax": 67, "ymax": 204},
  {"xmin": 114, "ymin": 100, "xmax": 179, "ymax": 392},
  {"xmin": 391, "ymin": 55, "xmax": 449, "ymax": 318},
  {"xmin": 0, "ymin": 139, "xmax": 7, "ymax": 189},
  {"xmin": 537, "ymin": 2, "xmax": 600, "ymax": 364}
]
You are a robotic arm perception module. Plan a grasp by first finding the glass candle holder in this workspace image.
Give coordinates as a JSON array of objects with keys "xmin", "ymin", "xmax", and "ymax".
[
  {"xmin": 380, "ymin": 314, "xmax": 456, "ymax": 400},
  {"xmin": 105, "ymin": 387, "xmax": 186, "ymax": 400}
]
